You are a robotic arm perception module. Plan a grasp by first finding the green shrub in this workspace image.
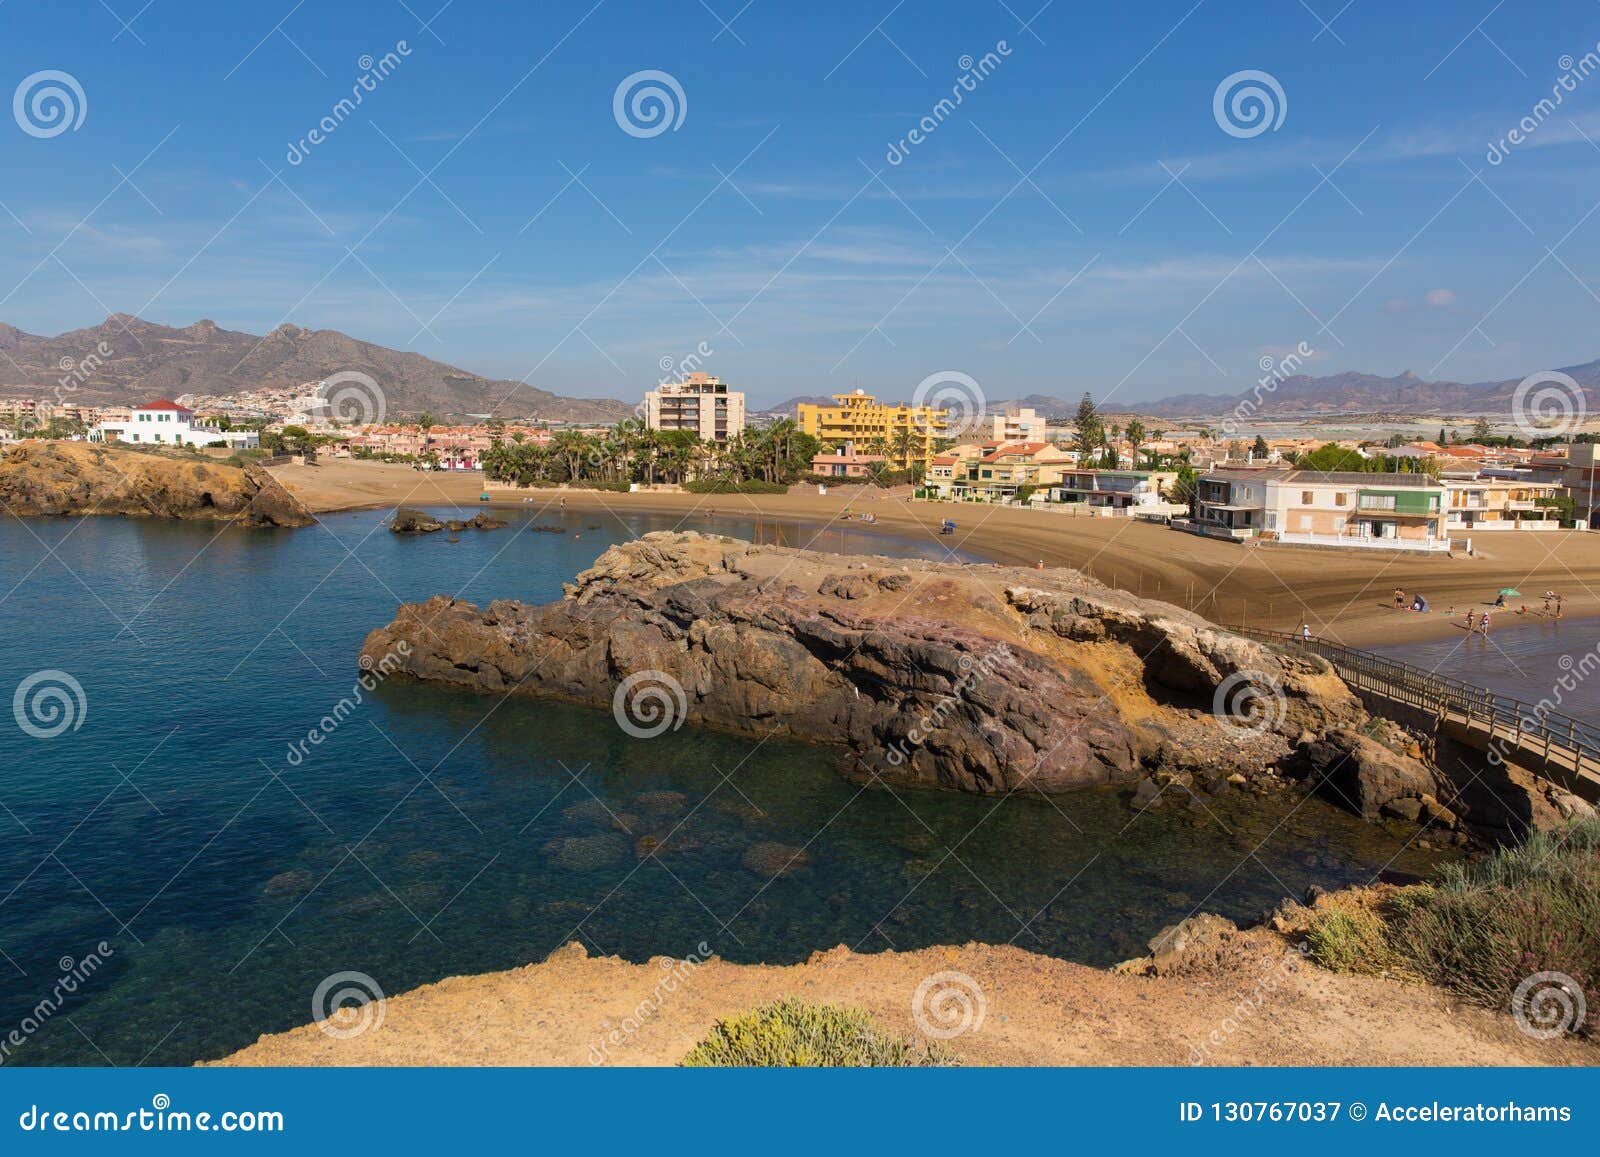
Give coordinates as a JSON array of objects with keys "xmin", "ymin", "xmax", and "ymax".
[
  {"xmin": 679, "ymin": 999, "xmax": 955, "ymax": 1067},
  {"xmin": 1306, "ymin": 819, "xmax": 1598, "ymax": 1037},
  {"xmin": 1305, "ymin": 907, "xmax": 1401, "ymax": 975},
  {"xmin": 1392, "ymin": 820, "xmax": 1598, "ymax": 1034}
]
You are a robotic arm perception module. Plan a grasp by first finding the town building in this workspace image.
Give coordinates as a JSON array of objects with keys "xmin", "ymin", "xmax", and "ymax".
[
  {"xmin": 796, "ymin": 390, "xmax": 948, "ymax": 470},
  {"xmin": 90, "ymin": 400, "xmax": 258, "ymax": 449},
  {"xmin": 809, "ymin": 442, "xmax": 887, "ymax": 478},
  {"xmin": 1440, "ymin": 471, "xmax": 1562, "ymax": 533},
  {"xmin": 981, "ymin": 407, "xmax": 1046, "ymax": 443},
  {"xmin": 1189, "ymin": 468, "xmax": 1448, "ymax": 551},
  {"xmin": 1048, "ymin": 468, "xmax": 1179, "ymax": 512},
  {"xmin": 927, "ymin": 441, "xmax": 1069, "ymax": 500},
  {"xmin": 643, "ymin": 373, "xmax": 745, "ymax": 443},
  {"xmin": 1563, "ymin": 442, "xmax": 1600, "ymax": 527}
]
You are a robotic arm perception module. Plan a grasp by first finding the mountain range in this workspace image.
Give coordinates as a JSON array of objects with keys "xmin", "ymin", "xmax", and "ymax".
[
  {"xmin": 4, "ymin": 314, "xmax": 1594, "ymax": 424},
  {"xmin": 0, "ymin": 316, "xmax": 633, "ymax": 423},
  {"xmin": 1017, "ymin": 361, "xmax": 1600, "ymax": 421}
]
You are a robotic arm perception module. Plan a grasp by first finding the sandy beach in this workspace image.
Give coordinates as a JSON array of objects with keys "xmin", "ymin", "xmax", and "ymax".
[{"xmin": 270, "ymin": 459, "xmax": 1600, "ymax": 650}]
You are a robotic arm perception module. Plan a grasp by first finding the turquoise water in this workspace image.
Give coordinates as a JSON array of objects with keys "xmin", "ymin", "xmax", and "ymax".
[{"xmin": 0, "ymin": 507, "xmax": 1448, "ymax": 1065}]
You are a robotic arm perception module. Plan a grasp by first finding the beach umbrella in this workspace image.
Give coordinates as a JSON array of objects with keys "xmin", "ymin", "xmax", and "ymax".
[{"xmin": 1498, "ymin": 588, "xmax": 1520, "ymax": 596}]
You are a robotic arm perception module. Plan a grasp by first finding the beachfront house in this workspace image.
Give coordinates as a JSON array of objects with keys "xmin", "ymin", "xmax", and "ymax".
[
  {"xmin": 1047, "ymin": 468, "xmax": 1178, "ymax": 512},
  {"xmin": 1189, "ymin": 468, "xmax": 1449, "ymax": 551},
  {"xmin": 90, "ymin": 400, "xmax": 259, "ymax": 449},
  {"xmin": 810, "ymin": 441, "xmax": 887, "ymax": 478},
  {"xmin": 929, "ymin": 441, "xmax": 1072, "ymax": 501},
  {"xmin": 1441, "ymin": 472, "xmax": 1562, "ymax": 533}
]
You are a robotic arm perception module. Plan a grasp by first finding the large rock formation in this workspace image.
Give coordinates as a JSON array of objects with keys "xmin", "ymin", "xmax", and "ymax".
[
  {"xmin": 360, "ymin": 533, "xmax": 1394, "ymax": 797},
  {"xmin": 0, "ymin": 441, "xmax": 313, "ymax": 527}
]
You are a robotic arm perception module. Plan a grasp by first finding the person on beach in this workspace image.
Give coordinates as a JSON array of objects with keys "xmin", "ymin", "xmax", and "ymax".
[
  {"xmin": 1466, "ymin": 608, "xmax": 1476, "ymax": 630},
  {"xmin": 1300, "ymin": 622, "xmax": 1312, "ymax": 643},
  {"xmin": 1394, "ymin": 588, "xmax": 1405, "ymax": 607},
  {"xmin": 1480, "ymin": 611, "xmax": 1491, "ymax": 636}
]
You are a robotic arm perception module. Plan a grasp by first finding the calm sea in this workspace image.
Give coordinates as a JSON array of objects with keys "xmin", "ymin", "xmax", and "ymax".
[
  {"xmin": 1375, "ymin": 614, "xmax": 1600, "ymax": 718},
  {"xmin": 0, "ymin": 506, "xmax": 1447, "ymax": 1065}
]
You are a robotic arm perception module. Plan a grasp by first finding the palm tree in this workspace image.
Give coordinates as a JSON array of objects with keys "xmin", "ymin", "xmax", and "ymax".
[
  {"xmin": 550, "ymin": 429, "xmax": 590, "ymax": 482},
  {"xmin": 889, "ymin": 427, "xmax": 919, "ymax": 471},
  {"xmin": 1125, "ymin": 418, "xmax": 1144, "ymax": 465}
]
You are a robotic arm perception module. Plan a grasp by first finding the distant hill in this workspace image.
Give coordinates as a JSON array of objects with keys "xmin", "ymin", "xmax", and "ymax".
[
  {"xmin": 0, "ymin": 315, "xmax": 633, "ymax": 422},
  {"xmin": 1140, "ymin": 360, "xmax": 1600, "ymax": 419},
  {"xmin": 766, "ymin": 394, "xmax": 839, "ymax": 413}
]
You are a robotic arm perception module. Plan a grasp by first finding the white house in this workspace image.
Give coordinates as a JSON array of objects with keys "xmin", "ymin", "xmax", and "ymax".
[{"xmin": 91, "ymin": 400, "xmax": 259, "ymax": 449}]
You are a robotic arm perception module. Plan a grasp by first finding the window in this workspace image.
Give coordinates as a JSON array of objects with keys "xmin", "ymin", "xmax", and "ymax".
[
  {"xmin": 1299, "ymin": 514, "xmax": 1313, "ymax": 530},
  {"xmin": 1301, "ymin": 491, "xmax": 1314, "ymax": 504},
  {"xmin": 1335, "ymin": 492, "xmax": 1347, "ymax": 505},
  {"xmin": 1360, "ymin": 494, "xmax": 1396, "ymax": 510}
]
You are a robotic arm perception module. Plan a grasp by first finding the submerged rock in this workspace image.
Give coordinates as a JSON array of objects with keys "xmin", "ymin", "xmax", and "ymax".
[
  {"xmin": 742, "ymin": 841, "xmax": 811, "ymax": 879},
  {"xmin": 541, "ymin": 834, "xmax": 629, "ymax": 871}
]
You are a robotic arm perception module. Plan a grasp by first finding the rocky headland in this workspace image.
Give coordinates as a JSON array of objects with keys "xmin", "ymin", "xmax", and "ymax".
[
  {"xmin": 359, "ymin": 532, "xmax": 1582, "ymax": 842},
  {"xmin": 0, "ymin": 441, "xmax": 314, "ymax": 527}
]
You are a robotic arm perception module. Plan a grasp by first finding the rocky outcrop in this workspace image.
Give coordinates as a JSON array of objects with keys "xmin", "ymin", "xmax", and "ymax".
[
  {"xmin": 389, "ymin": 507, "xmax": 507, "ymax": 534},
  {"xmin": 360, "ymin": 533, "xmax": 1389, "ymax": 798},
  {"xmin": 0, "ymin": 441, "xmax": 314, "ymax": 527},
  {"xmin": 1287, "ymin": 728, "xmax": 1449, "ymax": 823}
]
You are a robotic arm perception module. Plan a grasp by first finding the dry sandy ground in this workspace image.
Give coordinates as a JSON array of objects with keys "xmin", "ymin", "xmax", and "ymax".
[
  {"xmin": 272, "ymin": 459, "xmax": 1600, "ymax": 648},
  {"xmin": 216, "ymin": 939, "xmax": 1594, "ymax": 1067}
]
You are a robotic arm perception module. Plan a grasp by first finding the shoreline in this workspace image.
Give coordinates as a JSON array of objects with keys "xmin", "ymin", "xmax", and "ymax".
[
  {"xmin": 214, "ymin": 937, "xmax": 1592, "ymax": 1067},
  {"xmin": 273, "ymin": 459, "xmax": 1600, "ymax": 650}
]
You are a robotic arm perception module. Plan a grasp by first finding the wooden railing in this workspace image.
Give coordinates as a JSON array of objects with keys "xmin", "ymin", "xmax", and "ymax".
[{"xmin": 1234, "ymin": 626, "xmax": 1600, "ymax": 791}]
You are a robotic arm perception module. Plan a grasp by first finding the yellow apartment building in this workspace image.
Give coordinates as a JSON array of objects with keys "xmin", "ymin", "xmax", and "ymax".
[{"xmin": 796, "ymin": 390, "xmax": 949, "ymax": 470}]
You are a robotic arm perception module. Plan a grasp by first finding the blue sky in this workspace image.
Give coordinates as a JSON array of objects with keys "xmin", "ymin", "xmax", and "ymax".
[{"xmin": 4, "ymin": 0, "xmax": 1600, "ymax": 408}]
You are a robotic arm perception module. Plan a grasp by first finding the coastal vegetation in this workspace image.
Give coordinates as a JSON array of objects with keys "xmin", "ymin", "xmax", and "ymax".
[
  {"xmin": 480, "ymin": 418, "xmax": 825, "ymax": 489},
  {"xmin": 679, "ymin": 999, "xmax": 954, "ymax": 1067},
  {"xmin": 1306, "ymin": 818, "xmax": 1599, "ymax": 1037}
]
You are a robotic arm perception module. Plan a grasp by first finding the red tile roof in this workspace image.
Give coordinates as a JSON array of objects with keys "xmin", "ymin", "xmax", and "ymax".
[{"xmin": 134, "ymin": 399, "xmax": 192, "ymax": 411}]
